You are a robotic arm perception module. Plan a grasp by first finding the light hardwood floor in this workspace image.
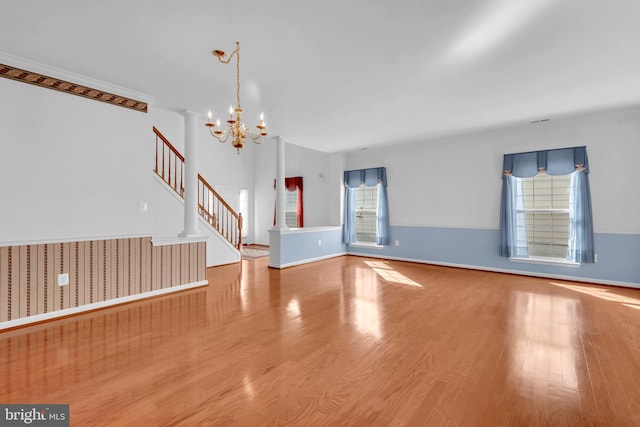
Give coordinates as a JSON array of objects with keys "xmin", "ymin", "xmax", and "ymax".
[{"xmin": 2, "ymin": 256, "xmax": 640, "ymax": 426}]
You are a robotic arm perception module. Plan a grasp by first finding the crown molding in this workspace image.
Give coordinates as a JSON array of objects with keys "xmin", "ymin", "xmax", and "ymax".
[{"xmin": 0, "ymin": 51, "xmax": 153, "ymax": 112}]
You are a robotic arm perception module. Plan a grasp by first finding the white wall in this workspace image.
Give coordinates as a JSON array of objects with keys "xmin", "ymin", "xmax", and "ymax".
[
  {"xmin": 196, "ymin": 121, "xmax": 258, "ymax": 238},
  {"xmin": 150, "ymin": 107, "xmax": 258, "ymax": 237},
  {"xmin": 253, "ymin": 140, "xmax": 334, "ymax": 245},
  {"xmin": 152, "ymin": 174, "xmax": 240, "ymax": 266},
  {"xmin": 152, "ymin": 107, "xmax": 185, "ymax": 153},
  {"xmin": 0, "ymin": 76, "xmax": 153, "ymax": 244},
  {"xmin": 346, "ymin": 107, "xmax": 640, "ymax": 234},
  {"xmin": 253, "ymin": 139, "xmax": 276, "ymax": 245},
  {"xmin": 285, "ymin": 143, "xmax": 332, "ymax": 227}
]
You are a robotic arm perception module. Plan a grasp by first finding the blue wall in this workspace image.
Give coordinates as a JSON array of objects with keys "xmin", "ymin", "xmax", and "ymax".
[
  {"xmin": 269, "ymin": 227, "xmax": 346, "ymax": 268},
  {"xmin": 347, "ymin": 226, "xmax": 640, "ymax": 287}
]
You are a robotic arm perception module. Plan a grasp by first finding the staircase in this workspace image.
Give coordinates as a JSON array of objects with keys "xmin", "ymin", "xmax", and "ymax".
[{"xmin": 153, "ymin": 126, "xmax": 243, "ymax": 250}]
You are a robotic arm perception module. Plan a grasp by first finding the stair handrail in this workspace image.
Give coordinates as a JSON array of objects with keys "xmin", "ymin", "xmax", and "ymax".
[
  {"xmin": 153, "ymin": 126, "xmax": 184, "ymax": 196},
  {"xmin": 153, "ymin": 127, "xmax": 242, "ymax": 250}
]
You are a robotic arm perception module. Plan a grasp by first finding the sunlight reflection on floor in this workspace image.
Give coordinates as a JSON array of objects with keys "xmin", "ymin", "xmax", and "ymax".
[
  {"xmin": 509, "ymin": 291, "xmax": 581, "ymax": 401},
  {"xmin": 351, "ymin": 265, "xmax": 383, "ymax": 340},
  {"xmin": 549, "ymin": 282, "xmax": 640, "ymax": 306},
  {"xmin": 364, "ymin": 260, "xmax": 423, "ymax": 288}
]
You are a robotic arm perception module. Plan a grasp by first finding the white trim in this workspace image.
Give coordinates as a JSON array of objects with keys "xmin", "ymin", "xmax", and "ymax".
[
  {"xmin": 349, "ymin": 242, "xmax": 384, "ymax": 249},
  {"xmin": 0, "ymin": 231, "xmax": 209, "ymax": 248},
  {"xmin": 509, "ymin": 256, "xmax": 580, "ymax": 268},
  {"xmin": 593, "ymin": 230, "xmax": 640, "ymax": 235},
  {"xmin": 0, "ymin": 233, "xmax": 151, "ymax": 248},
  {"xmin": 153, "ymin": 173, "xmax": 184, "ymax": 203},
  {"xmin": 0, "ymin": 51, "xmax": 153, "ymax": 104},
  {"xmin": 0, "ymin": 280, "xmax": 208, "ymax": 330},
  {"xmin": 269, "ymin": 252, "xmax": 347, "ymax": 269},
  {"xmin": 346, "ymin": 253, "xmax": 640, "ymax": 289},
  {"xmin": 390, "ymin": 224, "xmax": 500, "ymax": 231},
  {"xmin": 387, "ymin": 224, "xmax": 640, "ymax": 235},
  {"xmin": 152, "ymin": 235, "xmax": 208, "ymax": 246},
  {"xmin": 274, "ymin": 226, "xmax": 342, "ymax": 235}
]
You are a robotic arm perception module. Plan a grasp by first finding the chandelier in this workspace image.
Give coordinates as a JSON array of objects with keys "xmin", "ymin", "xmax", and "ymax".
[{"xmin": 205, "ymin": 41, "xmax": 267, "ymax": 154}]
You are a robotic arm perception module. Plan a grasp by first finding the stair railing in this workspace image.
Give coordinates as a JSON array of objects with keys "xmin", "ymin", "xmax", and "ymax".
[
  {"xmin": 153, "ymin": 126, "xmax": 184, "ymax": 197},
  {"xmin": 198, "ymin": 175, "xmax": 242, "ymax": 250},
  {"xmin": 153, "ymin": 127, "xmax": 242, "ymax": 250}
]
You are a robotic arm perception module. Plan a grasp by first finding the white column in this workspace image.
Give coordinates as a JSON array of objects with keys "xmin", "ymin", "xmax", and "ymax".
[
  {"xmin": 179, "ymin": 110, "xmax": 200, "ymax": 237},
  {"xmin": 273, "ymin": 135, "xmax": 287, "ymax": 230}
]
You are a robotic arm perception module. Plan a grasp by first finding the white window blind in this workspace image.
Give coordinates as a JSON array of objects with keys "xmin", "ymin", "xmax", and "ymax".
[
  {"xmin": 355, "ymin": 185, "xmax": 378, "ymax": 243},
  {"xmin": 285, "ymin": 189, "xmax": 298, "ymax": 228},
  {"xmin": 516, "ymin": 173, "xmax": 572, "ymax": 259}
]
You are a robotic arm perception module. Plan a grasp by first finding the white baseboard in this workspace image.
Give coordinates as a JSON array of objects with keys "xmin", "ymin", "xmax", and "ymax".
[{"xmin": 0, "ymin": 280, "xmax": 208, "ymax": 330}]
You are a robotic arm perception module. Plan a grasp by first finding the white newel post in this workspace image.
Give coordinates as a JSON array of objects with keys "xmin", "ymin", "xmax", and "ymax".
[
  {"xmin": 179, "ymin": 110, "xmax": 200, "ymax": 237},
  {"xmin": 273, "ymin": 135, "xmax": 287, "ymax": 230}
]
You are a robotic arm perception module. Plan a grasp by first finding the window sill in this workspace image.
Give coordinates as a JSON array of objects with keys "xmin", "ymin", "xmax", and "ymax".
[
  {"xmin": 509, "ymin": 256, "xmax": 580, "ymax": 268},
  {"xmin": 349, "ymin": 242, "xmax": 384, "ymax": 250}
]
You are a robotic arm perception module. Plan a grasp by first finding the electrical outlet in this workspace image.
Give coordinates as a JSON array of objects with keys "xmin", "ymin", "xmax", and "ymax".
[
  {"xmin": 594, "ymin": 254, "xmax": 598, "ymax": 263},
  {"xmin": 318, "ymin": 240, "xmax": 322, "ymax": 246},
  {"xmin": 57, "ymin": 273, "xmax": 69, "ymax": 286},
  {"xmin": 394, "ymin": 240, "xmax": 400, "ymax": 247}
]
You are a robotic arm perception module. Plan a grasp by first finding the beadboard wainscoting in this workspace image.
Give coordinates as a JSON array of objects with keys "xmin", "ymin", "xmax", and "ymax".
[{"xmin": 0, "ymin": 237, "xmax": 206, "ymax": 328}]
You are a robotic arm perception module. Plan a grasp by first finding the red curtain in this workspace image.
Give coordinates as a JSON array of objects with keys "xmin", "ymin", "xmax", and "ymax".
[{"xmin": 273, "ymin": 177, "xmax": 304, "ymax": 227}]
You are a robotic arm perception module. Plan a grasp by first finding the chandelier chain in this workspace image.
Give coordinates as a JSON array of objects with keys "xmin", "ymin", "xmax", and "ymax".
[{"xmin": 236, "ymin": 42, "xmax": 241, "ymax": 110}]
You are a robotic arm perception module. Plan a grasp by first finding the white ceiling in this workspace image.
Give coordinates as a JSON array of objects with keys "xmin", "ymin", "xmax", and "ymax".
[{"xmin": 2, "ymin": 0, "xmax": 640, "ymax": 153}]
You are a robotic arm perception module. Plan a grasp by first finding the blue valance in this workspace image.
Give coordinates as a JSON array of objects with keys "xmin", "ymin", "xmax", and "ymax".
[
  {"xmin": 502, "ymin": 146, "xmax": 589, "ymax": 178},
  {"xmin": 344, "ymin": 167, "xmax": 387, "ymax": 188}
]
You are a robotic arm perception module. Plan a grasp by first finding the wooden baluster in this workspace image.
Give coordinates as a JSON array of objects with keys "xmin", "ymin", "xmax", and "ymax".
[
  {"xmin": 168, "ymin": 151, "xmax": 172, "ymax": 188},
  {"xmin": 162, "ymin": 143, "xmax": 165, "ymax": 181},
  {"xmin": 154, "ymin": 136, "xmax": 159, "ymax": 174},
  {"xmin": 173, "ymin": 156, "xmax": 178, "ymax": 191},
  {"xmin": 198, "ymin": 181, "xmax": 201, "ymax": 216},
  {"xmin": 236, "ymin": 214, "xmax": 240, "ymax": 249},
  {"xmin": 217, "ymin": 198, "xmax": 220, "ymax": 230},
  {"xmin": 223, "ymin": 207, "xmax": 226, "ymax": 239},
  {"xmin": 208, "ymin": 191, "xmax": 212, "ymax": 225},
  {"xmin": 175, "ymin": 155, "xmax": 177, "ymax": 191}
]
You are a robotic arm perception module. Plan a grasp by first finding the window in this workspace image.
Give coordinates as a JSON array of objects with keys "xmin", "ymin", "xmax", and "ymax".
[
  {"xmin": 499, "ymin": 146, "xmax": 595, "ymax": 264},
  {"xmin": 354, "ymin": 184, "xmax": 379, "ymax": 243},
  {"xmin": 516, "ymin": 173, "xmax": 572, "ymax": 259},
  {"xmin": 284, "ymin": 189, "xmax": 298, "ymax": 228},
  {"xmin": 273, "ymin": 176, "xmax": 303, "ymax": 228},
  {"xmin": 343, "ymin": 167, "xmax": 390, "ymax": 246}
]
